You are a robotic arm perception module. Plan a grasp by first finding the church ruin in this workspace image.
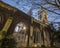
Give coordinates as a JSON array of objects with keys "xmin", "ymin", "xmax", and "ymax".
[{"xmin": 0, "ymin": 1, "xmax": 51, "ymax": 48}]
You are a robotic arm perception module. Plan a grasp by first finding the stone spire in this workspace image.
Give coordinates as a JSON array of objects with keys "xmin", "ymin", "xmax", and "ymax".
[
  {"xmin": 27, "ymin": 6, "xmax": 33, "ymax": 16},
  {"xmin": 27, "ymin": 3, "xmax": 36, "ymax": 16}
]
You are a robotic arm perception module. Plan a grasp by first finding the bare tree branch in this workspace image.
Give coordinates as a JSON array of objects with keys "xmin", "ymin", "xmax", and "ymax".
[
  {"xmin": 41, "ymin": 6, "xmax": 60, "ymax": 15},
  {"xmin": 34, "ymin": 3, "xmax": 60, "ymax": 15},
  {"xmin": 45, "ymin": 0, "xmax": 60, "ymax": 9}
]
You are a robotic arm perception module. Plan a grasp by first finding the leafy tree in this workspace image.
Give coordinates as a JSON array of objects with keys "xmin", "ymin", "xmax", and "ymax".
[
  {"xmin": 1, "ymin": 35, "xmax": 17, "ymax": 48},
  {"xmin": 48, "ymin": 23, "xmax": 60, "ymax": 47}
]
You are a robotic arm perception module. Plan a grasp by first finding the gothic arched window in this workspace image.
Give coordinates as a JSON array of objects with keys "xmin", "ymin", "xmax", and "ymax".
[
  {"xmin": 14, "ymin": 22, "xmax": 26, "ymax": 33},
  {"xmin": 14, "ymin": 22, "xmax": 27, "ymax": 46}
]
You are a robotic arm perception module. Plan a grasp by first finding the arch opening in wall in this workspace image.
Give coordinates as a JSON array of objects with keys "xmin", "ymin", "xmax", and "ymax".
[
  {"xmin": 13, "ymin": 22, "xmax": 28, "ymax": 47},
  {"xmin": 14, "ymin": 22, "xmax": 26, "ymax": 33}
]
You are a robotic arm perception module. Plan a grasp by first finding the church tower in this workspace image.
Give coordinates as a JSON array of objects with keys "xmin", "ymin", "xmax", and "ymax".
[
  {"xmin": 38, "ymin": 8, "xmax": 50, "ymax": 47},
  {"xmin": 38, "ymin": 8, "xmax": 48, "ymax": 24}
]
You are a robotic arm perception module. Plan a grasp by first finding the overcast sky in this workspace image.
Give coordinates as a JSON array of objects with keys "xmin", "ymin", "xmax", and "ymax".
[{"xmin": 1, "ymin": 0, "xmax": 60, "ymax": 22}]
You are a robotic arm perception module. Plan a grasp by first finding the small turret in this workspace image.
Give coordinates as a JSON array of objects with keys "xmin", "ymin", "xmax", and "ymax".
[{"xmin": 38, "ymin": 8, "xmax": 48, "ymax": 24}]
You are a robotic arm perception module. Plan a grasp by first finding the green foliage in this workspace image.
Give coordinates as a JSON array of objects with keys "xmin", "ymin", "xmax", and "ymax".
[
  {"xmin": 51, "ymin": 28, "xmax": 60, "ymax": 47},
  {"xmin": 48, "ymin": 23, "xmax": 60, "ymax": 47},
  {"xmin": 1, "ymin": 35, "xmax": 17, "ymax": 48},
  {"xmin": 41, "ymin": 45, "xmax": 47, "ymax": 48}
]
